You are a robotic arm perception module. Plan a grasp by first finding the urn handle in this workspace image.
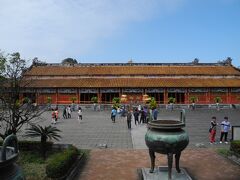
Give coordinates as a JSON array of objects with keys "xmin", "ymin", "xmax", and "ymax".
[{"xmin": 180, "ymin": 109, "xmax": 186, "ymax": 125}]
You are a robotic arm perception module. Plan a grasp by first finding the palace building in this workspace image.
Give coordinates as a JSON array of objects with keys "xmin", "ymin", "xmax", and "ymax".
[{"xmin": 22, "ymin": 60, "xmax": 240, "ymax": 105}]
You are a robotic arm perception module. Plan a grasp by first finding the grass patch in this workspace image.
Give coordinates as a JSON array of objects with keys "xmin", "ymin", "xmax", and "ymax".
[
  {"xmin": 17, "ymin": 151, "xmax": 49, "ymax": 180},
  {"xmin": 17, "ymin": 149, "xmax": 88, "ymax": 180},
  {"xmin": 216, "ymin": 148, "xmax": 232, "ymax": 157}
]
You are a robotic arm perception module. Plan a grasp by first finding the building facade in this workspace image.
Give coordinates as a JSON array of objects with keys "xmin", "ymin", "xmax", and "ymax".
[{"xmin": 22, "ymin": 61, "xmax": 240, "ymax": 105}]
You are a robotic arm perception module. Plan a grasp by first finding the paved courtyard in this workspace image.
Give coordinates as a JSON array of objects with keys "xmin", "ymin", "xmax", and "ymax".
[
  {"xmin": 20, "ymin": 107, "xmax": 240, "ymax": 149},
  {"xmin": 18, "ymin": 106, "xmax": 240, "ymax": 180}
]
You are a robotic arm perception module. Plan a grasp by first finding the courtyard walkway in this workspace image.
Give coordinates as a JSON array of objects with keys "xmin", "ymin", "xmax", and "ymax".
[{"xmin": 20, "ymin": 107, "xmax": 240, "ymax": 179}]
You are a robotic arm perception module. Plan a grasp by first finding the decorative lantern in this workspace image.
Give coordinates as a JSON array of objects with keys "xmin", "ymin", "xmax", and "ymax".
[{"xmin": 120, "ymin": 94, "xmax": 127, "ymax": 103}]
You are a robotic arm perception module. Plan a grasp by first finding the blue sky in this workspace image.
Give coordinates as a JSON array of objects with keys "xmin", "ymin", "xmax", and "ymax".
[{"xmin": 0, "ymin": 0, "xmax": 240, "ymax": 67}]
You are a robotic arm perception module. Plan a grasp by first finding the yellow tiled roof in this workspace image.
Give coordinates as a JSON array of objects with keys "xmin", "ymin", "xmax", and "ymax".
[
  {"xmin": 26, "ymin": 78, "xmax": 240, "ymax": 88},
  {"xmin": 25, "ymin": 65, "xmax": 240, "ymax": 76}
]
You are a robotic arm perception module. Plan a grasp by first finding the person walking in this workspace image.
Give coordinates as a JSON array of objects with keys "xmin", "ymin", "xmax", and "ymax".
[
  {"xmin": 51, "ymin": 108, "xmax": 56, "ymax": 124},
  {"xmin": 67, "ymin": 105, "xmax": 71, "ymax": 118},
  {"xmin": 126, "ymin": 109, "xmax": 132, "ymax": 129},
  {"xmin": 209, "ymin": 116, "xmax": 217, "ymax": 144},
  {"xmin": 140, "ymin": 108, "xmax": 144, "ymax": 124},
  {"xmin": 111, "ymin": 107, "xmax": 117, "ymax": 123},
  {"xmin": 220, "ymin": 116, "xmax": 231, "ymax": 144},
  {"xmin": 133, "ymin": 108, "xmax": 139, "ymax": 125},
  {"xmin": 54, "ymin": 108, "xmax": 58, "ymax": 124},
  {"xmin": 63, "ymin": 106, "xmax": 67, "ymax": 119},
  {"xmin": 152, "ymin": 108, "xmax": 158, "ymax": 120},
  {"xmin": 78, "ymin": 106, "xmax": 83, "ymax": 122}
]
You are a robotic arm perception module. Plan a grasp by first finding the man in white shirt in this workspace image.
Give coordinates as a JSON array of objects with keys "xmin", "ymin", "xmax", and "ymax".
[{"xmin": 220, "ymin": 116, "xmax": 231, "ymax": 144}]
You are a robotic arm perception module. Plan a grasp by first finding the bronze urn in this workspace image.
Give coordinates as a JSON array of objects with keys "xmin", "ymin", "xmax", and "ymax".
[
  {"xmin": 0, "ymin": 134, "xmax": 25, "ymax": 180},
  {"xmin": 145, "ymin": 109, "xmax": 189, "ymax": 179}
]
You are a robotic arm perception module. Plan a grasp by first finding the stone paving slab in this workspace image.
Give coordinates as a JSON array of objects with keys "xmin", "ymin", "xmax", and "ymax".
[
  {"xmin": 77, "ymin": 149, "xmax": 240, "ymax": 180},
  {"xmin": 18, "ymin": 108, "xmax": 240, "ymax": 149}
]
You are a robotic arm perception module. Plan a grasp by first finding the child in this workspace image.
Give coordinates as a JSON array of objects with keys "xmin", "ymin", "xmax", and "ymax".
[
  {"xmin": 78, "ymin": 107, "xmax": 83, "ymax": 122},
  {"xmin": 51, "ymin": 109, "xmax": 56, "ymax": 124},
  {"xmin": 209, "ymin": 116, "xmax": 217, "ymax": 144}
]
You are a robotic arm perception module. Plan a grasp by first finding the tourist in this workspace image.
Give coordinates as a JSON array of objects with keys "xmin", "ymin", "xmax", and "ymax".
[
  {"xmin": 54, "ymin": 108, "xmax": 58, "ymax": 124},
  {"xmin": 63, "ymin": 106, "xmax": 67, "ymax": 119},
  {"xmin": 78, "ymin": 107, "xmax": 83, "ymax": 122},
  {"xmin": 209, "ymin": 116, "xmax": 217, "ymax": 144},
  {"xmin": 138, "ymin": 104, "xmax": 142, "ymax": 111},
  {"xmin": 133, "ymin": 108, "xmax": 139, "ymax": 125},
  {"xmin": 67, "ymin": 105, "xmax": 71, "ymax": 118},
  {"xmin": 111, "ymin": 107, "xmax": 117, "ymax": 123},
  {"xmin": 126, "ymin": 109, "xmax": 132, "ymax": 129},
  {"xmin": 51, "ymin": 108, "xmax": 56, "ymax": 124},
  {"xmin": 152, "ymin": 108, "xmax": 158, "ymax": 120},
  {"xmin": 220, "ymin": 117, "xmax": 231, "ymax": 144},
  {"xmin": 140, "ymin": 108, "xmax": 145, "ymax": 124},
  {"xmin": 143, "ymin": 106, "xmax": 148, "ymax": 123}
]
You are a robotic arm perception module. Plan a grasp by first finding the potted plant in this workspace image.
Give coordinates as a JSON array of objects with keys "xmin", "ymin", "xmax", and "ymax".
[
  {"xmin": 112, "ymin": 97, "xmax": 120, "ymax": 109},
  {"xmin": 46, "ymin": 96, "xmax": 52, "ymax": 110},
  {"xmin": 168, "ymin": 97, "xmax": 175, "ymax": 111},
  {"xmin": 214, "ymin": 97, "xmax": 222, "ymax": 111},
  {"xmin": 70, "ymin": 97, "xmax": 77, "ymax": 111},
  {"xmin": 91, "ymin": 96, "xmax": 98, "ymax": 111},
  {"xmin": 190, "ymin": 96, "xmax": 198, "ymax": 110},
  {"xmin": 149, "ymin": 97, "xmax": 157, "ymax": 110}
]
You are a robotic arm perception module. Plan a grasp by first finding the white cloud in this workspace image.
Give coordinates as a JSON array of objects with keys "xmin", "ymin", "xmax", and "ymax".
[{"xmin": 0, "ymin": 0, "xmax": 184, "ymax": 62}]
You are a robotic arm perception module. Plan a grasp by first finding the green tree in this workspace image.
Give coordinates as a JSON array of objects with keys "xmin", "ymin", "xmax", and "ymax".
[
  {"xmin": 112, "ymin": 97, "xmax": 120, "ymax": 104},
  {"xmin": 25, "ymin": 125, "xmax": 61, "ymax": 159},
  {"xmin": 70, "ymin": 97, "xmax": 77, "ymax": 103},
  {"xmin": 214, "ymin": 97, "xmax": 222, "ymax": 103},
  {"xmin": 168, "ymin": 97, "xmax": 176, "ymax": 104},
  {"xmin": 91, "ymin": 96, "xmax": 98, "ymax": 103},
  {"xmin": 190, "ymin": 96, "xmax": 198, "ymax": 103},
  {"xmin": 0, "ymin": 52, "xmax": 46, "ymax": 140},
  {"xmin": 149, "ymin": 97, "xmax": 157, "ymax": 109},
  {"xmin": 61, "ymin": 58, "xmax": 78, "ymax": 65}
]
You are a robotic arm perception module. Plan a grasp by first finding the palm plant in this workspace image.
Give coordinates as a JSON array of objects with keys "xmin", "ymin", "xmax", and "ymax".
[
  {"xmin": 25, "ymin": 125, "xmax": 61, "ymax": 159},
  {"xmin": 190, "ymin": 96, "xmax": 198, "ymax": 103},
  {"xmin": 168, "ymin": 97, "xmax": 176, "ymax": 104},
  {"xmin": 70, "ymin": 96, "xmax": 77, "ymax": 103},
  {"xmin": 214, "ymin": 96, "xmax": 222, "ymax": 103},
  {"xmin": 91, "ymin": 96, "xmax": 98, "ymax": 103}
]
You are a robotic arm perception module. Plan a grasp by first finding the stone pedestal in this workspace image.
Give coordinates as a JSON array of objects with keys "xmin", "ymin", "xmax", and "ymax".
[{"xmin": 140, "ymin": 166, "xmax": 192, "ymax": 180}]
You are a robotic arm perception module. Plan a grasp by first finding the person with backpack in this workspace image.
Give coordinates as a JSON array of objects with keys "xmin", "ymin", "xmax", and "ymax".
[{"xmin": 209, "ymin": 116, "xmax": 217, "ymax": 144}]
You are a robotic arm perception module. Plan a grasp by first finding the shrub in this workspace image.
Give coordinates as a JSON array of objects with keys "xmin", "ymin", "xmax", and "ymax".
[
  {"xmin": 0, "ymin": 140, "xmax": 53, "ymax": 151},
  {"xmin": 230, "ymin": 140, "xmax": 240, "ymax": 155},
  {"xmin": 46, "ymin": 146, "xmax": 79, "ymax": 178},
  {"xmin": 112, "ymin": 97, "xmax": 120, "ymax": 104},
  {"xmin": 149, "ymin": 97, "xmax": 157, "ymax": 109}
]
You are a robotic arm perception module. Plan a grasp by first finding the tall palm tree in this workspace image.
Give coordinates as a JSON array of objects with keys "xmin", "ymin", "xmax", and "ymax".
[{"xmin": 25, "ymin": 125, "xmax": 61, "ymax": 158}]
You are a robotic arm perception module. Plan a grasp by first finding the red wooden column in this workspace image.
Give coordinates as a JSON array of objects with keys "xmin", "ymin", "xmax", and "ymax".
[
  {"xmin": 77, "ymin": 88, "xmax": 80, "ymax": 104},
  {"xmin": 56, "ymin": 88, "xmax": 58, "ymax": 105},
  {"xmin": 207, "ymin": 88, "xmax": 211, "ymax": 104},
  {"xmin": 227, "ymin": 88, "xmax": 231, "ymax": 104},
  {"xmin": 35, "ymin": 90, "xmax": 38, "ymax": 105},
  {"xmin": 184, "ymin": 88, "xmax": 189, "ymax": 104},
  {"xmin": 97, "ymin": 88, "xmax": 101, "ymax": 103},
  {"xmin": 164, "ymin": 88, "xmax": 168, "ymax": 104}
]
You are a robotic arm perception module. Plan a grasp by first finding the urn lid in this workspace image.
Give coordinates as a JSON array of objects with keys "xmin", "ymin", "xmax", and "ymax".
[
  {"xmin": 148, "ymin": 109, "xmax": 186, "ymax": 129},
  {"xmin": 147, "ymin": 120, "xmax": 185, "ymax": 129}
]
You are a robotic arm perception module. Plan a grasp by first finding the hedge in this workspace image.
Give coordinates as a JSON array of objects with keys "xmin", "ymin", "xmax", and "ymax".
[
  {"xmin": 46, "ymin": 146, "xmax": 79, "ymax": 179},
  {"xmin": 230, "ymin": 140, "xmax": 240, "ymax": 155},
  {"xmin": 0, "ymin": 140, "xmax": 53, "ymax": 151}
]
